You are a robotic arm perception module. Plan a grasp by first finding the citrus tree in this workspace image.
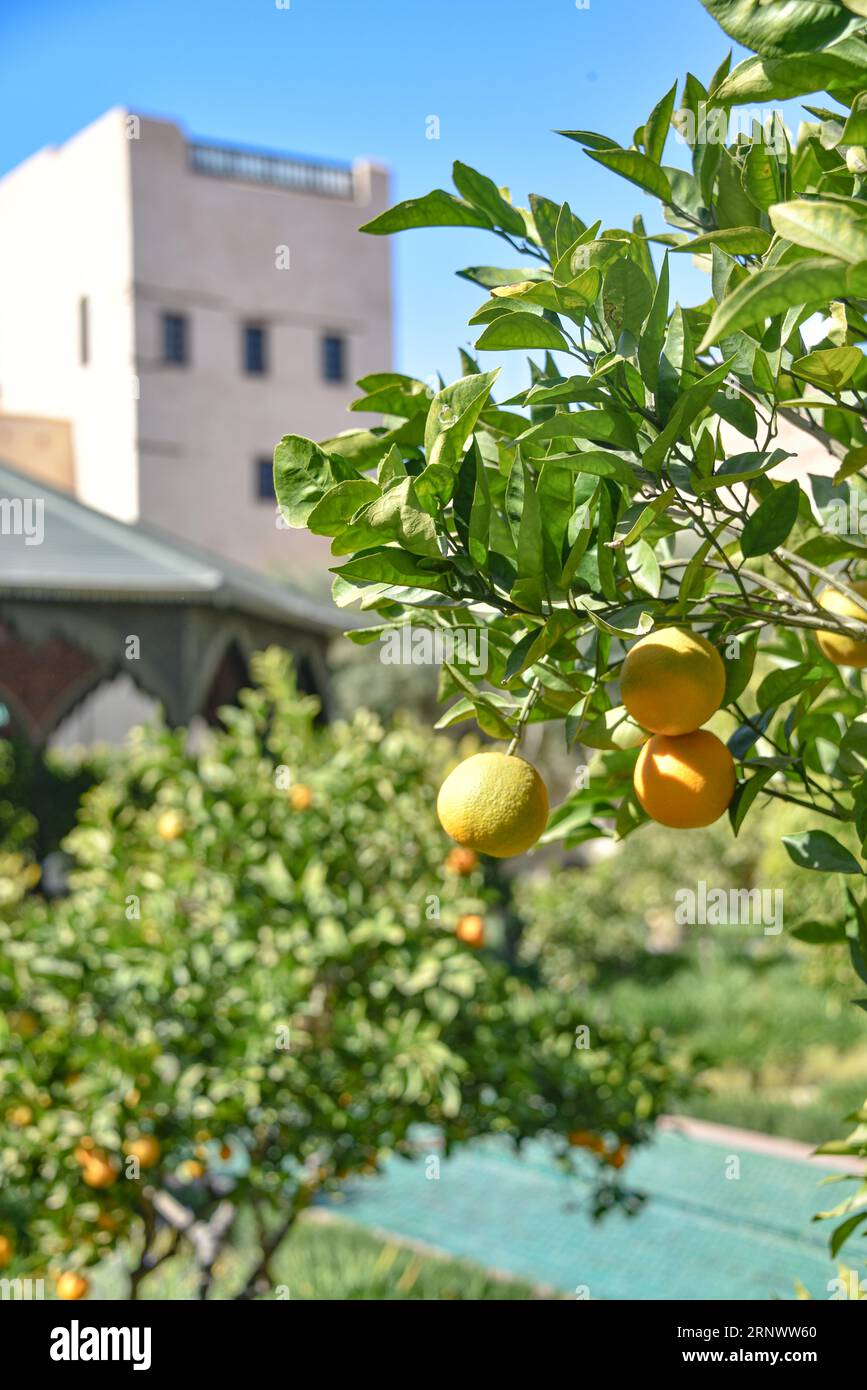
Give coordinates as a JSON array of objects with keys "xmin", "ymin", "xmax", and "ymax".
[
  {"xmin": 0, "ymin": 650, "xmax": 680, "ymax": 1299},
  {"xmin": 274, "ymin": 0, "xmax": 867, "ymax": 1262}
]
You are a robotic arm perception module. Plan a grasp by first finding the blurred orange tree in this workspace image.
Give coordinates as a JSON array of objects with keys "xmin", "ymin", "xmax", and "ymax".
[{"xmin": 0, "ymin": 650, "xmax": 683, "ymax": 1299}]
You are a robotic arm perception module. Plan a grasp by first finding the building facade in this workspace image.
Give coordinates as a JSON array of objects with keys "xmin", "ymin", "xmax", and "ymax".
[{"xmin": 0, "ymin": 109, "xmax": 392, "ymax": 579}]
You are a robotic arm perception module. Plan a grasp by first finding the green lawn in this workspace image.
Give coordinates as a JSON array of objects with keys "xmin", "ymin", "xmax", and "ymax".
[
  {"xmin": 599, "ymin": 949, "xmax": 867, "ymax": 1142},
  {"xmin": 515, "ymin": 802, "xmax": 867, "ymax": 1146},
  {"xmin": 78, "ymin": 1211, "xmax": 555, "ymax": 1301}
]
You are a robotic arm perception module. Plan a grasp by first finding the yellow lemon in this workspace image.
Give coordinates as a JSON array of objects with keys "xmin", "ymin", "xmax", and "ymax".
[
  {"xmin": 816, "ymin": 581, "xmax": 867, "ymax": 668},
  {"xmin": 621, "ymin": 627, "xmax": 726, "ymax": 735},
  {"xmin": 634, "ymin": 730, "xmax": 735, "ymax": 829},
  {"xmin": 437, "ymin": 752, "xmax": 549, "ymax": 858}
]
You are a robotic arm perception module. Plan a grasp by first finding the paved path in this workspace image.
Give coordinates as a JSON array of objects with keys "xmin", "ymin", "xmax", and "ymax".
[{"xmin": 329, "ymin": 1121, "xmax": 852, "ymax": 1300}]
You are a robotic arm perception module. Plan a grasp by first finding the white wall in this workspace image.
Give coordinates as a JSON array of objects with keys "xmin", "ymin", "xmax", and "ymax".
[
  {"xmin": 129, "ymin": 116, "xmax": 392, "ymax": 576},
  {"xmin": 0, "ymin": 109, "xmax": 139, "ymax": 520}
]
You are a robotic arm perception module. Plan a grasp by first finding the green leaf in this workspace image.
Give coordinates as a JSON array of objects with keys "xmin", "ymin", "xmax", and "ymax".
[
  {"xmin": 644, "ymin": 82, "xmax": 678, "ymax": 165},
  {"xmin": 671, "ymin": 227, "xmax": 772, "ymax": 255},
  {"xmin": 602, "ymin": 258, "xmax": 653, "ymax": 337},
  {"xmin": 638, "ymin": 253, "xmax": 670, "ymax": 391},
  {"xmin": 514, "ymin": 463, "xmax": 545, "ymax": 609},
  {"xmin": 306, "ymin": 478, "xmax": 380, "ymax": 537},
  {"xmin": 572, "ymin": 704, "xmax": 648, "ymax": 751},
  {"xmin": 723, "ymin": 630, "xmax": 758, "ymax": 703},
  {"xmin": 617, "ymin": 489, "xmax": 678, "ymax": 549},
  {"xmin": 699, "ymin": 258, "xmax": 867, "ymax": 350},
  {"xmin": 840, "ymin": 91, "xmax": 867, "ymax": 146},
  {"xmin": 791, "ymin": 920, "xmax": 849, "ymax": 944},
  {"xmin": 791, "ymin": 346, "xmax": 864, "ymax": 391},
  {"xmin": 274, "ymin": 436, "xmax": 359, "ymax": 528},
  {"xmin": 452, "ymin": 161, "xmax": 526, "ymax": 237},
  {"xmin": 517, "ymin": 410, "xmax": 637, "ymax": 451},
  {"xmin": 742, "ymin": 140, "xmax": 782, "ymax": 213},
  {"xmin": 475, "ymin": 313, "xmax": 569, "ymax": 352},
  {"xmin": 756, "ymin": 660, "xmax": 823, "ymax": 710},
  {"xmin": 350, "ymin": 477, "xmax": 440, "ymax": 556},
  {"xmin": 457, "ymin": 265, "xmax": 546, "ymax": 289},
  {"xmin": 830, "ymin": 1211, "xmax": 867, "ymax": 1259},
  {"xmin": 834, "ymin": 445, "xmax": 867, "ymax": 485},
  {"xmin": 782, "ymin": 830, "xmax": 863, "ymax": 875},
  {"xmin": 542, "ymin": 451, "xmax": 641, "ymax": 487},
  {"xmin": 740, "ymin": 480, "xmax": 801, "ymax": 558},
  {"xmin": 769, "ymin": 200, "xmax": 867, "ymax": 265},
  {"xmin": 424, "ymin": 370, "xmax": 499, "ymax": 473},
  {"xmin": 700, "ymin": 0, "xmax": 859, "ymax": 57},
  {"xmin": 557, "ymin": 129, "xmax": 620, "ymax": 151},
  {"xmin": 333, "ymin": 548, "xmax": 453, "ymax": 595},
  {"xmin": 360, "ymin": 189, "xmax": 493, "ymax": 235},
  {"xmin": 729, "ymin": 766, "xmax": 774, "ymax": 835},
  {"xmin": 714, "ymin": 52, "xmax": 865, "ymax": 104},
  {"xmin": 643, "ymin": 358, "xmax": 734, "ymax": 470},
  {"xmin": 716, "ymin": 148, "xmax": 763, "ymax": 229},
  {"xmin": 491, "ymin": 276, "xmax": 600, "ymax": 313},
  {"xmin": 586, "ymin": 149, "xmax": 673, "ymax": 202}
]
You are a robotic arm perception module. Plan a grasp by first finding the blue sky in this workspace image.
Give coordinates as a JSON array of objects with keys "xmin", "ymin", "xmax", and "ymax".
[{"xmin": 1, "ymin": 0, "xmax": 745, "ymax": 396}]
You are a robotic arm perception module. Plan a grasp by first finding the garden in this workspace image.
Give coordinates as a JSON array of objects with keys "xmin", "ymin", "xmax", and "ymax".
[{"xmin": 4, "ymin": 0, "xmax": 867, "ymax": 1300}]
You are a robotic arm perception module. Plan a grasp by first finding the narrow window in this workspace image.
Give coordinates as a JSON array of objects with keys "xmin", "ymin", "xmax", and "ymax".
[
  {"xmin": 79, "ymin": 296, "xmax": 90, "ymax": 365},
  {"xmin": 163, "ymin": 313, "xmax": 188, "ymax": 365},
  {"xmin": 256, "ymin": 457, "xmax": 276, "ymax": 500},
  {"xmin": 322, "ymin": 333, "xmax": 345, "ymax": 383},
  {"xmin": 244, "ymin": 324, "xmax": 267, "ymax": 375}
]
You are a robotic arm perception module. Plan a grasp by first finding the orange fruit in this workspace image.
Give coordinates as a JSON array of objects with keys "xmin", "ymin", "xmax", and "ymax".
[
  {"xmin": 124, "ymin": 1136, "xmax": 161, "ymax": 1169},
  {"xmin": 634, "ymin": 730, "xmax": 735, "ymax": 829},
  {"xmin": 56, "ymin": 1271, "xmax": 89, "ymax": 1301},
  {"xmin": 177, "ymin": 1159, "xmax": 205, "ymax": 1182},
  {"xmin": 156, "ymin": 809, "xmax": 185, "ymax": 841},
  {"xmin": 816, "ymin": 581, "xmax": 867, "ymax": 668},
  {"xmin": 445, "ymin": 847, "xmax": 478, "ymax": 876},
  {"xmin": 456, "ymin": 914, "xmax": 485, "ymax": 947},
  {"xmin": 7, "ymin": 1105, "xmax": 32, "ymax": 1127},
  {"xmin": 621, "ymin": 627, "xmax": 725, "ymax": 736},
  {"xmin": 568, "ymin": 1130, "xmax": 605, "ymax": 1154},
  {"xmin": 606, "ymin": 1143, "xmax": 630, "ymax": 1169},
  {"xmin": 81, "ymin": 1154, "xmax": 118, "ymax": 1189},
  {"xmin": 290, "ymin": 784, "xmax": 312, "ymax": 811},
  {"xmin": 437, "ymin": 752, "xmax": 549, "ymax": 858},
  {"xmin": 0, "ymin": 1234, "xmax": 13, "ymax": 1269}
]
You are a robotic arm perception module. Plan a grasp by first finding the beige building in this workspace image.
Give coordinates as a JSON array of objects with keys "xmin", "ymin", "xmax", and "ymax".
[{"xmin": 0, "ymin": 108, "xmax": 392, "ymax": 580}]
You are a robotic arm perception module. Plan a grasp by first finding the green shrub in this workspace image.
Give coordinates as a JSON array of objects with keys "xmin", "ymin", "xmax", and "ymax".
[{"xmin": 0, "ymin": 650, "xmax": 684, "ymax": 1298}]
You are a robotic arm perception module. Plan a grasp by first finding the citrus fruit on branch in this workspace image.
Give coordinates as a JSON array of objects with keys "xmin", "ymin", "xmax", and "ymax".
[
  {"xmin": 621, "ymin": 626, "xmax": 725, "ymax": 736},
  {"xmin": 634, "ymin": 730, "xmax": 736, "ymax": 830},
  {"xmin": 816, "ymin": 581, "xmax": 867, "ymax": 669},
  {"xmin": 437, "ymin": 751, "xmax": 549, "ymax": 858}
]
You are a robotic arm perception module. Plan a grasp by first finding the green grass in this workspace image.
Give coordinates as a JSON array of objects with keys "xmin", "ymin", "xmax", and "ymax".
[
  {"xmin": 596, "ymin": 948, "xmax": 867, "ymax": 1143},
  {"xmin": 77, "ymin": 1211, "xmax": 553, "ymax": 1301},
  {"xmin": 516, "ymin": 805, "xmax": 867, "ymax": 1147}
]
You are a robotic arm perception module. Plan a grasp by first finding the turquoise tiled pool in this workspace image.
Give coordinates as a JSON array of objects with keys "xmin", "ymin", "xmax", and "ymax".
[{"xmin": 328, "ymin": 1129, "xmax": 847, "ymax": 1300}]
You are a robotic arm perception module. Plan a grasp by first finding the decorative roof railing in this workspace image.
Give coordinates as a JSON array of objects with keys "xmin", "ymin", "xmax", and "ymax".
[{"xmin": 188, "ymin": 142, "xmax": 354, "ymax": 198}]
